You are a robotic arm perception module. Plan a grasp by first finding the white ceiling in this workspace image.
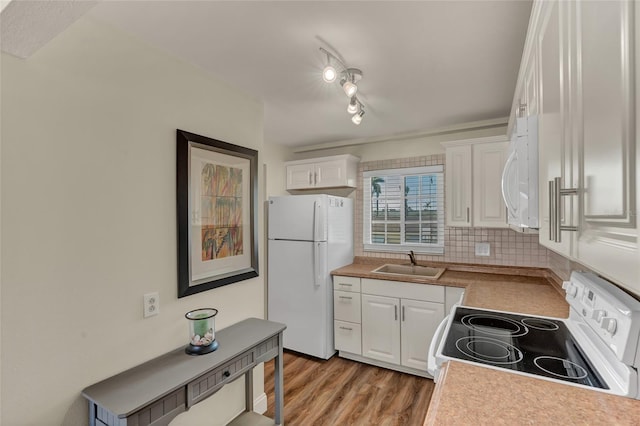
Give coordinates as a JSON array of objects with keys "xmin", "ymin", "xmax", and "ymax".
[{"xmin": 3, "ymin": 1, "xmax": 532, "ymax": 148}]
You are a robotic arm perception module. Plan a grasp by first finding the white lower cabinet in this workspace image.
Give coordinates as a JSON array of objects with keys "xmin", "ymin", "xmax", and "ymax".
[
  {"xmin": 361, "ymin": 294, "xmax": 401, "ymax": 364},
  {"xmin": 334, "ymin": 290, "xmax": 361, "ymax": 323},
  {"xmin": 333, "ymin": 276, "xmax": 363, "ymax": 355},
  {"xmin": 400, "ymin": 299, "xmax": 445, "ymax": 371},
  {"xmin": 334, "ymin": 320, "xmax": 362, "ymax": 355},
  {"xmin": 333, "ymin": 276, "xmax": 446, "ymax": 377}
]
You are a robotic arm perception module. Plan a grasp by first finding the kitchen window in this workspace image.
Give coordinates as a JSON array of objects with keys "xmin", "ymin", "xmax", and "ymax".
[{"xmin": 363, "ymin": 165, "xmax": 444, "ymax": 254}]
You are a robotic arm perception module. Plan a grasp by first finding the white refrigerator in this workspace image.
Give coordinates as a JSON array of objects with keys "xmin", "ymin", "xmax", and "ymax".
[{"xmin": 267, "ymin": 194, "xmax": 353, "ymax": 359}]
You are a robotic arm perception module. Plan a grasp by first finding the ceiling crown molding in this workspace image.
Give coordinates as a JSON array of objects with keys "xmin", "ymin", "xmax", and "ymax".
[{"xmin": 292, "ymin": 117, "xmax": 508, "ymax": 153}]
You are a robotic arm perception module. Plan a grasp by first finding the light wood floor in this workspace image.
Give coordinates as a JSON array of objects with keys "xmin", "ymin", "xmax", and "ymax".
[{"xmin": 263, "ymin": 351, "xmax": 435, "ymax": 426}]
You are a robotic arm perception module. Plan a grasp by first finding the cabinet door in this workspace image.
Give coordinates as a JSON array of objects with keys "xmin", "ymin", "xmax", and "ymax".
[
  {"xmin": 445, "ymin": 145, "xmax": 472, "ymax": 227},
  {"xmin": 538, "ymin": 0, "xmax": 576, "ymax": 256},
  {"xmin": 315, "ymin": 159, "xmax": 346, "ymax": 188},
  {"xmin": 575, "ymin": 0, "xmax": 638, "ymax": 293},
  {"xmin": 472, "ymin": 142, "xmax": 509, "ymax": 228},
  {"xmin": 523, "ymin": 46, "xmax": 539, "ymax": 118},
  {"xmin": 361, "ymin": 294, "xmax": 400, "ymax": 365},
  {"xmin": 400, "ymin": 299, "xmax": 444, "ymax": 371},
  {"xmin": 286, "ymin": 163, "xmax": 315, "ymax": 189}
]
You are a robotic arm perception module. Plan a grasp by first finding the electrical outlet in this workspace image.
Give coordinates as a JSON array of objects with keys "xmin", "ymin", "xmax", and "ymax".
[
  {"xmin": 475, "ymin": 242, "xmax": 491, "ymax": 257},
  {"xmin": 143, "ymin": 292, "xmax": 159, "ymax": 318}
]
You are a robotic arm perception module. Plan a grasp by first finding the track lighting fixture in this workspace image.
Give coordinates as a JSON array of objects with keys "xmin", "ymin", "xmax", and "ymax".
[{"xmin": 319, "ymin": 47, "xmax": 366, "ymax": 125}]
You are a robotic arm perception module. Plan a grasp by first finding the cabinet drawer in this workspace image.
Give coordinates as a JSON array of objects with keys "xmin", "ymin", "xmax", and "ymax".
[
  {"xmin": 361, "ymin": 278, "xmax": 444, "ymax": 303},
  {"xmin": 187, "ymin": 350, "xmax": 255, "ymax": 407},
  {"xmin": 117, "ymin": 387, "xmax": 185, "ymax": 426},
  {"xmin": 334, "ymin": 290, "xmax": 361, "ymax": 323},
  {"xmin": 333, "ymin": 276, "xmax": 361, "ymax": 293},
  {"xmin": 334, "ymin": 320, "xmax": 362, "ymax": 355}
]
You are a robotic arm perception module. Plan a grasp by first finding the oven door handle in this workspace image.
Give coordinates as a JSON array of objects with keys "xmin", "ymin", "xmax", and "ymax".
[{"xmin": 427, "ymin": 314, "xmax": 450, "ymax": 379}]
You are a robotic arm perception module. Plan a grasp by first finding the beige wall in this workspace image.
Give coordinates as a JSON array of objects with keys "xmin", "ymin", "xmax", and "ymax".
[{"xmin": 1, "ymin": 17, "xmax": 265, "ymax": 425}]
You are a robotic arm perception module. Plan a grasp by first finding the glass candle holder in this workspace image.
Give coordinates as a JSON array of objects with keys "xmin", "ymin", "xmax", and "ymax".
[{"xmin": 185, "ymin": 308, "xmax": 219, "ymax": 355}]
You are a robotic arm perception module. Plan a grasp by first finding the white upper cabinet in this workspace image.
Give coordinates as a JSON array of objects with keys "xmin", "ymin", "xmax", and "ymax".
[
  {"xmin": 285, "ymin": 154, "xmax": 359, "ymax": 190},
  {"xmin": 473, "ymin": 142, "xmax": 509, "ymax": 227},
  {"xmin": 573, "ymin": 0, "xmax": 638, "ymax": 291},
  {"xmin": 443, "ymin": 137, "xmax": 509, "ymax": 228},
  {"xmin": 444, "ymin": 145, "xmax": 472, "ymax": 226},
  {"xmin": 537, "ymin": 0, "xmax": 577, "ymax": 257},
  {"xmin": 509, "ymin": 0, "xmax": 639, "ymax": 295}
]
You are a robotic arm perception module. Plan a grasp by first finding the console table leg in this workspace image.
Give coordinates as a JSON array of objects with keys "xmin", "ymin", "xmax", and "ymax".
[
  {"xmin": 274, "ymin": 333, "xmax": 284, "ymax": 425},
  {"xmin": 245, "ymin": 370, "xmax": 254, "ymax": 412}
]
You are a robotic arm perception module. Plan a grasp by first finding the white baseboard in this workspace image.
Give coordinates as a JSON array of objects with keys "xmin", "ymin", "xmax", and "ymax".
[
  {"xmin": 338, "ymin": 351, "xmax": 433, "ymax": 378},
  {"xmin": 253, "ymin": 392, "xmax": 267, "ymax": 414}
]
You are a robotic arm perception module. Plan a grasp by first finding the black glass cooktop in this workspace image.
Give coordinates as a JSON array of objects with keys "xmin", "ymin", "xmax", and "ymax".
[{"xmin": 442, "ymin": 307, "xmax": 608, "ymax": 389}]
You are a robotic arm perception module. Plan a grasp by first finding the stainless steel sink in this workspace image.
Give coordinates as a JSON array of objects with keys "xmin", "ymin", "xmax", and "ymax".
[{"xmin": 372, "ymin": 264, "xmax": 445, "ymax": 279}]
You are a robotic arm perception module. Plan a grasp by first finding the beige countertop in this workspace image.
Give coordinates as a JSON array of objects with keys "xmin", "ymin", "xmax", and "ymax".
[
  {"xmin": 332, "ymin": 257, "xmax": 569, "ymax": 317},
  {"xmin": 332, "ymin": 257, "xmax": 640, "ymax": 424},
  {"xmin": 424, "ymin": 361, "xmax": 640, "ymax": 426}
]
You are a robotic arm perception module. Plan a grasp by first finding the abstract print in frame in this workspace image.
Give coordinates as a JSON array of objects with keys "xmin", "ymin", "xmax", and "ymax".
[{"xmin": 177, "ymin": 129, "xmax": 258, "ymax": 298}]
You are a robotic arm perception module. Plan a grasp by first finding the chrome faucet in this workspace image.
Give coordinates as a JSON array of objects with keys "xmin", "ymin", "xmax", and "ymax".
[{"xmin": 408, "ymin": 250, "xmax": 417, "ymax": 266}]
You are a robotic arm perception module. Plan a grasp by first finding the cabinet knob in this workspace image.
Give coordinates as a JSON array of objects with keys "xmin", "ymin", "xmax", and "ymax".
[{"xmin": 223, "ymin": 370, "xmax": 231, "ymax": 378}]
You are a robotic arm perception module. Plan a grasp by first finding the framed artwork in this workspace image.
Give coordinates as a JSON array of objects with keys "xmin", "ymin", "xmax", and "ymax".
[{"xmin": 177, "ymin": 129, "xmax": 259, "ymax": 298}]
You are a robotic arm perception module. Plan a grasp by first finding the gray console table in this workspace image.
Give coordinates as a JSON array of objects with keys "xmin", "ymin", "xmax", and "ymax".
[{"xmin": 82, "ymin": 318, "xmax": 286, "ymax": 426}]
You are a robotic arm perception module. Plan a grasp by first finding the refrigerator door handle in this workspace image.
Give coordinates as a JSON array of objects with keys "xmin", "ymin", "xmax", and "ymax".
[
  {"xmin": 313, "ymin": 201, "xmax": 322, "ymax": 242},
  {"xmin": 313, "ymin": 241, "xmax": 322, "ymax": 287}
]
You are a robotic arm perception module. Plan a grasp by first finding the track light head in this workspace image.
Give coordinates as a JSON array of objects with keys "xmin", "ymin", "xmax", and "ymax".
[
  {"xmin": 322, "ymin": 65, "xmax": 337, "ymax": 83},
  {"xmin": 347, "ymin": 97, "xmax": 359, "ymax": 114},
  {"xmin": 352, "ymin": 109, "xmax": 365, "ymax": 125},
  {"xmin": 321, "ymin": 49, "xmax": 338, "ymax": 83},
  {"xmin": 341, "ymin": 68, "xmax": 362, "ymax": 97},
  {"xmin": 342, "ymin": 79, "xmax": 357, "ymax": 97}
]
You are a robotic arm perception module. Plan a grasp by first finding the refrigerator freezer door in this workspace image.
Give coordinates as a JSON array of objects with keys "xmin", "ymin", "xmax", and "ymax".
[
  {"xmin": 268, "ymin": 195, "xmax": 327, "ymax": 241},
  {"xmin": 267, "ymin": 239, "xmax": 333, "ymax": 359}
]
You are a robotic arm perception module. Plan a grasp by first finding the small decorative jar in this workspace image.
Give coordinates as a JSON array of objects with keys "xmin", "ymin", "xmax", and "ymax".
[{"xmin": 185, "ymin": 308, "xmax": 219, "ymax": 355}]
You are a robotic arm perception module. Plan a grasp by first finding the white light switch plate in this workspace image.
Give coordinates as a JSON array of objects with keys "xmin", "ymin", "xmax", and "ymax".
[{"xmin": 475, "ymin": 242, "xmax": 490, "ymax": 256}]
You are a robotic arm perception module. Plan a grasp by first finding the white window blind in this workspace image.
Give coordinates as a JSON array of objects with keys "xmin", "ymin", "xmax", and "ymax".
[{"xmin": 363, "ymin": 165, "xmax": 445, "ymax": 254}]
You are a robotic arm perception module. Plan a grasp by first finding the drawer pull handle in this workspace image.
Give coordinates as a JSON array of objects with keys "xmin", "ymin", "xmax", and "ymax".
[
  {"xmin": 223, "ymin": 371, "xmax": 231, "ymax": 378},
  {"xmin": 339, "ymin": 326, "xmax": 353, "ymax": 331},
  {"xmin": 339, "ymin": 283, "xmax": 352, "ymax": 286},
  {"xmin": 339, "ymin": 296, "xmax": 353, "ymax": 300}
]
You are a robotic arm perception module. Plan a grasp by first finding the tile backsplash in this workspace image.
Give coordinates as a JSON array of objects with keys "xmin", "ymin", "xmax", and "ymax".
[{"xmin": 354, "ymin": 155, "xmax": 550, "ymax": 268}]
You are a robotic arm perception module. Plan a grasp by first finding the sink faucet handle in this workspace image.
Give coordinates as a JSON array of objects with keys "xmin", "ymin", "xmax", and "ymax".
[{"xmin": 408, "ymin": 250, "xmax": 417, "ymax": 266}]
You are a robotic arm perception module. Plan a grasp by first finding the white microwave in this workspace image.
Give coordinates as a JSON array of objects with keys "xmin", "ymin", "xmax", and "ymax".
[{"xmin": 501, "ymin": 115, "xmax": 539, "ymax": 232}]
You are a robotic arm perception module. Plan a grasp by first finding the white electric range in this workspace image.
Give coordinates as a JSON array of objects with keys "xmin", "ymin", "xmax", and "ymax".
[{"xmin": 428, "ymin": 271, "xmax": 640, "ymax": 398}]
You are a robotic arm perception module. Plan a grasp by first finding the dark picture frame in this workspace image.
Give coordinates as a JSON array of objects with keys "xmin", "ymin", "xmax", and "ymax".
[{"xmin": 177, "ymin": 129, "xmax": 259, "ymax": 298}]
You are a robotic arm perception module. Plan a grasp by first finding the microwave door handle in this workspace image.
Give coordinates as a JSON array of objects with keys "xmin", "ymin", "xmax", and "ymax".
[
  {"xmin": 501, "ymin": 150, "xmax": 518, "ymax": 218},
  {"xmin": 427, "ymin": 314, "xmax": 450, "ymax": 378}
]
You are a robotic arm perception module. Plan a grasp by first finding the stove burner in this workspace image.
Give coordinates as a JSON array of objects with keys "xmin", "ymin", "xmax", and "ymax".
[
  {"xmin": 534, "ymin": 356, "xmax": 588, "ymax": 380},
  {"xmin": 455, "ymin": 336, "xmax": 523, "ymax": 365},
  {"xmin": 461, "ymin": 314, "xmax": 528, "ymax": 337},
  {"xmin": 521, "ymin": 318, "xmax": 559, "ymax": 331}
]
